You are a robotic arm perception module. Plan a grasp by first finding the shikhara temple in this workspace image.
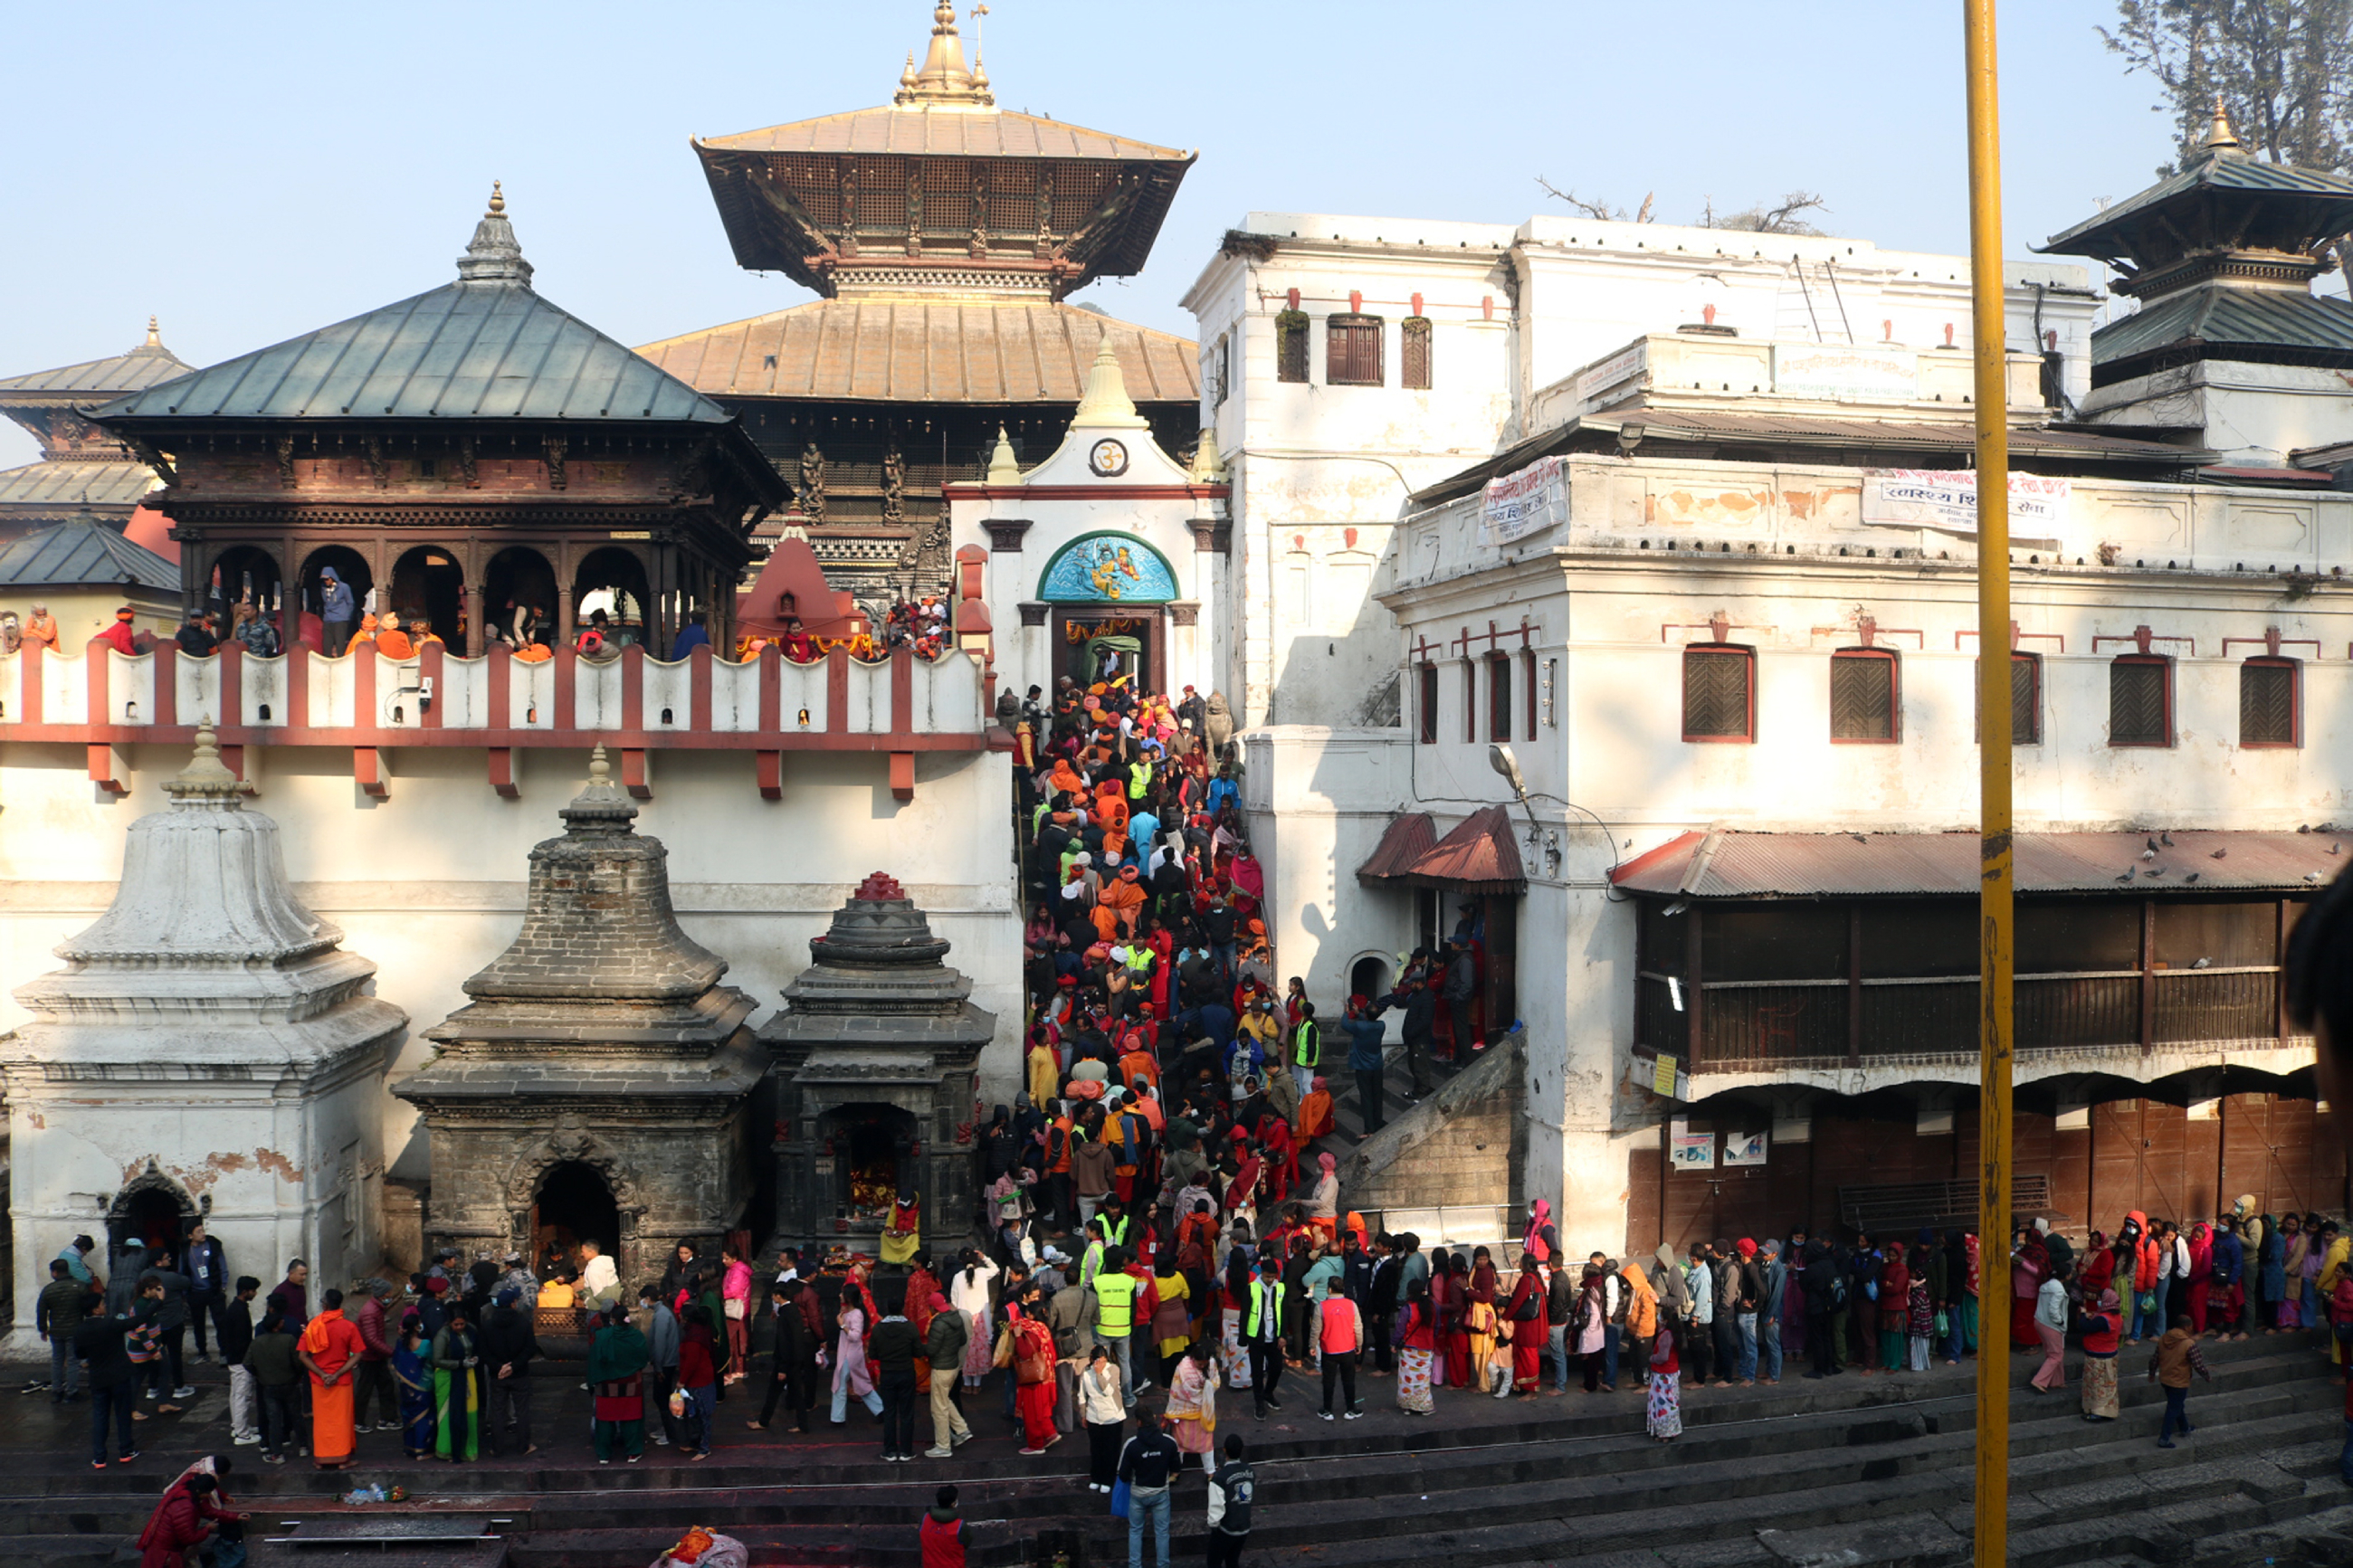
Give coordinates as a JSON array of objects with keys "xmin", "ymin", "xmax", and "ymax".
[{"xmin": 3, "ymin": 0, "xmax": 2353, "ymax": 1344}]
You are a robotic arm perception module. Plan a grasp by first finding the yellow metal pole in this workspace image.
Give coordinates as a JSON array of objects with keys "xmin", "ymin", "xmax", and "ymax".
[{"xmin": 1963, "ymin": 3, "xmax": 2015, "ymax": 1566}]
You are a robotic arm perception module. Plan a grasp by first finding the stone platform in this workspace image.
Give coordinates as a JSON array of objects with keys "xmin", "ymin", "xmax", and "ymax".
[{"xmin": 5, "ymin": 1330, "xmax": 2349, "ymax": 1567}]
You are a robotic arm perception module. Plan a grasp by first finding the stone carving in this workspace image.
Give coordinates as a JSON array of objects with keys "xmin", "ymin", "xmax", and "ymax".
[
  {"xmin": 1205, "ymin": 690, "xmax": 1234, "ymax": 753},
  {"xmin": 881, "ymin": 442, "xmax": 906, "ymax": 525},
  {"xmin": 798, "ymin": 442, "xmax": 827, "ymax": 524}
]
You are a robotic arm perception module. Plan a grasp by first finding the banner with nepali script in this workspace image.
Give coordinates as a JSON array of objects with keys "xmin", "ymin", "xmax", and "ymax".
[
  {"xmin": 1861, "ymin": 469, "xmax": 2068, "ymax": 543},
  {"xmin": 1478, "ymin": 454, "xmax": 1567, "ymax": 546}
]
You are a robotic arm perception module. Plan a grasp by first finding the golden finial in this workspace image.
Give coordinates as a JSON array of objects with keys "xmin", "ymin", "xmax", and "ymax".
[
  {"xmin": 145, "ymin": 315, "xmax": 161, "ymax": 347},
  {"xmin": 487, "ymin": 180, "xmax": 507, "ymax": 217},
  {"xmin": 900, "ymin": 50, "xmax": 919, "ymax": 89},
  {"xmin": 2205, "ymin": 102, "xmax": 2243, "ymax": 154}
]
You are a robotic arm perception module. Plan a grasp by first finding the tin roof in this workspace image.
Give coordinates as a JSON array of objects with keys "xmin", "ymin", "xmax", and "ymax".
[
  {"xmin": 1408, "ymin": 412, "xmax": 2202, "ymax": 507},
  {"xmin": 1357, "ymin": 813, "xmax": 1438, "ymax": 883},
  {"xmin": 0, "ymin": 327, "xmax": 195, "ymax": 404},
  {"xmin": 0, "ymin": 515, "xmax": 178, "ymax": 594},
  {"xmin": 95, "ymin": 195, "xmax": 731, "ymax": 429},
  {"xmin": 1357, "ymin": 805, "xmax": 1526, "ymax": 893},
  {"xmin": 699, "ymin": 106, "xmax": 1189, "ymax": 163},
  {"xmin": 2089, "ymin": 284, "xmax": 2353, "ymax": 367},
  {"xmin": 1611, "ymin": 828, "xmax": 2348, "ymax": 898},
  {"xmin": 0, "ymin": 460, "xmax": 160, "ymax": 513},
  {"xmin": 634, "ymin": 299, "xmax": 1198, "ymax": 406}
]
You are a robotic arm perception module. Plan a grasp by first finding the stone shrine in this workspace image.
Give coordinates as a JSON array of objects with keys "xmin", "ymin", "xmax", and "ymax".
[
  {"xmin": 0, "ymin": 724, "xmax": 405, "ymax": 1350},
  {"xmin": 764, "ymin": 874, "xmax": 993, "ymax": 1251},
  {"xmin": 396, "ymin": 747, "xmax": 763, "ymax": 1283}
]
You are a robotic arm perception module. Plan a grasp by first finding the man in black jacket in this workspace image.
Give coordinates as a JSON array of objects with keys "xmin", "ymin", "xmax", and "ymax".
[
  {"xmin": 1205, "ymin": 1432, "xmax": 1253, "ymax": 1568},
  {"xmin": 1373, "ymin": 969, "xmax": 1437, "ymax": 1098},
  {"xmin": 1118, "ymin": 1409, "xmax": 1182, "ymax": 1568},
  {"xmin": 221, "ymin": 1277, "xmax": 260, "ymax": 1445},
  {"xmin": 1366, "ymin": 1237, "xmax": 1399, "ymax": 1376},
  {"xmin": 478, "ymin": 1288, "xmax": 539, "ymax": 1456},
  {"xmin": 183, "ymin": 1222, "xmax": 231, "ymax": 1365},
  {"xmin": 73, "ymin": 1288, "xmax": 138, "ymax": 1469},
  {"xmin": 868, "ymin": 1296, "xmax": 922, "ymax": 1463}
]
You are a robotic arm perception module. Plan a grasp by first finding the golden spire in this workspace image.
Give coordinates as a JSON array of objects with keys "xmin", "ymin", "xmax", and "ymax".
[
  {"xmin": 2205, "ymin": 101, "xmax": 2243, "ymax": 156},
  {"xmin": 900, "ymin": 51, "xmax": 919, "ymax": 90},
  {"xmin": 893, "ymin": 0, "xmax": 995, "ymax": 109},
  {"xmin": 487, "ymin": 179, "xmax": 507, "ymax": 216},
  {"xmin": 145, "ymin": 315, "xmax": 161, "ymax": 347}
]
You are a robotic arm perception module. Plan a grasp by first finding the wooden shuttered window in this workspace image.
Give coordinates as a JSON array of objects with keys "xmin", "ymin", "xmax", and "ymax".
[
  {"xmin": 1416, "ymin": 663, "xmax": 1439, "ymax": 744},
  {"xmin": 1973, "ymin": 652, "xmax": 2042, "ymax": 745},
  {"xmin": 1402, "ymin": 317, "xmax": 1433, "ymax": 390},
  {"xmin": 1274, "ymin": 309, "xmax": 1309, "ymax": 384},
  {"xmin": 1829, "ymin": 649, "xmax": 1899, "ymax": 743},
  {"xmin": 1326, "ymin": 315, "xmax": 1385, "ymax": 385},
  {"xmin": 2110, "ymin": 657, "xmax": 2172, "ymax": 746},
  {"xmin": 1487, "ymin": 655, "xmax": 1512, "ymax": 742},
  {"xmin": 2239, "ymin": 659, "xmax": 2299, "ymax": 747},
  {"xmin": 1681, "ymin": 645, "xmax": 1755, "ymax": 742}
]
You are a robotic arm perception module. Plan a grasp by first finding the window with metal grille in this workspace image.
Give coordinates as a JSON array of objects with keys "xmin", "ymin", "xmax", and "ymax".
[
  {"xmin": 2109, "ymin": 656, "xmax": 2171, "ymax": 746},
  {"xmin": 1402, "ymin": 317, "xmax": 1433, "ymax": 390},
  {"xmin": 1487, "ymin": 655, "xmax": 1512, "ymax": 742},
  {"xmin": 856, "ymin": 157, "xmax": 904, "ymax": 228},
  {"xmin": 1681, "ymin": 645, "xmax": 1755, "ymax": 742},
  {"xmin": 1522, "ymin": 649, "xmax": 1538, "ymax": 740},
  {"xmin": 921, "ymin": 159, "xmax": 970, "ymax": 234},
  {"xmin": 1829, "ymin": 649, "xmax": 1899, "ymax": 743},
  {"xmin": 1326, "ymin": 315, "xmax": 1385, "ymax": 386},
  {"xmin": 1972, "ymin": 652, "xmax": 2042, "ymax": 745},
  {"xmin": 2239, "ymin": 658, "xmax": 2299, "ymax": 746},
  {"xmin": 1417, "ymin": 663, "xmax": 1438, "ymax": 744},
  {"xmin": 1275, "ymin": 310, "xmax": 1309, "ymax": 384}
]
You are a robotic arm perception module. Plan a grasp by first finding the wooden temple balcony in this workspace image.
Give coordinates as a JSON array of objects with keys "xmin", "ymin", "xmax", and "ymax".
[{"xmin": 0, "ymin": 640, "xmax": 1003, "ymax": 802}]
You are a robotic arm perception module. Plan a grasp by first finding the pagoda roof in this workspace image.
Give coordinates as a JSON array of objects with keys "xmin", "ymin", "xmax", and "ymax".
[
  {"xmin": 0, "ymin": 513, "xmax": 179, "ymax": 594},
  {"xmin": 2091, "ymin": 283, "xmax": 2353, "ymax": 369},
  {"xmin": 0, "ymin": 459, "xmax": 161, "ymax": 514},
  {"xmin": 0, "ymin": 324, "xmax": 195, "ymax": 406},
  {"xmin": 699, "ymin": 104, "xmax": 1188, "ymax": 164},
  {"xmin": 95, "ymin": 191, "xmax": 733, "ymax": 430},
  {"xmin": 634, "ymin": 298, "xmax": 1198, "ymax": 406}
]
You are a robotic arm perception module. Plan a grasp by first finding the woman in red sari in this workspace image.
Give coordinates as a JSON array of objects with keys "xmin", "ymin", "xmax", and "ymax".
[
  {"xmin": 1505, "ymin": 1258, "xmax": 1548, "ymax": 1396},
  {"xmin": 2010, "ymin": 1231, "xmax": 2049, "ymax": 1348}
]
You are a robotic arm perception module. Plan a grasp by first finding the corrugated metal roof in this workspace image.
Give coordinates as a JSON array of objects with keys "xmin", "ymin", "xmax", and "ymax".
[
  {"xmin": 0, "ymin": 515, "xmax": 177, "ymax": 593},
  {"xmin": 1408, "ymin": 412, "xmax": 2200, "ymax": 507},
  {"xmin": 0, "ymin": 460, "xmax": 160, "ymax": 510},
  {"xmin": 0, "ymin": 339, "xmax": 195, "ymax": 400},
  {"xmin": 1357, "ymin": 813, "xmax": 1438, "ymax": 883},
  {"xmin": 2043, "ymin": 151, "xmax": 2353, "ymax": 256},
  {"xmin": 96, "ymin": 281, "xmax": 731, "ymax": 427},
  {"xmin": 634, "ymin": 299, "xmax": 1198, "ymax": 405},
  {"xmin": 1396, "ymin": 805, "xmax": 1527, "ymax": 892},
  {"xmin": 2090, "ymin": 285, "xmax": 2353, "ymax": 366},
  {"xmin": 1611, "ymin": 828, "xmax": 2348, "ymax": 898},
  {"xmin": 699, "ymin": 106, "xmax": 1188, "ymax": 162}
]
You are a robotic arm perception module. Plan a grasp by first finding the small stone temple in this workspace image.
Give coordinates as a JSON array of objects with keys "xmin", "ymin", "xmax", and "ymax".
[
  {"xmin": 0, "ymin": 725, "xmax": 405, "ymax": 1351},
  {"xmin": 396, "ymin": 748, "xmax": 763, "ymax": 1283},
  {"xmin": 764, "ymin": 874, "xmax": 994, "ymax": 1252}
]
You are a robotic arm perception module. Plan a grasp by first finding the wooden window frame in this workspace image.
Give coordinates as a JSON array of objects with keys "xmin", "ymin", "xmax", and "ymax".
[
  {"xmin": 1462, "ymin": 660, "xmax": 1477, "ymax": 743},
  {"xmin": 1274, "ymin": 309, "xmax": 1309, "ymax": 384},
  {"xmin": 1486, "ymin": 652, "xmax": 1512, "ymax": 743},
  {"xmin": 1401, "ymin": 316, "xmax": 1433, "ymax": 390},
  {"xmin": 2108, "ymin": 654, "xmax": 2174, "ymax": 748},
  {"xmin": 1325, "ymin": 314, "xmax": 1386, "ymax": 387},
  {"xmin": 1416, "ymin": 662, "xmax": 1439, "ymax": 745},
  {"xmin": 1680, "ymin": 643, "xmax": 1757, "ymax": 744},
  {"xmin": 1973, "ymin": 651, "xmax": 2043, "ymax": 746},
  {"xmin": 1521, "ymin": 648, "xmax": 1538, "ymax": 740},
  {"xmin": 2238, "ymin": 656, "xmax": 2301, "ymax": 749},
  {"xmin": 1828, "ymin": 647, "xmax": 1900, "ymax": 745}
]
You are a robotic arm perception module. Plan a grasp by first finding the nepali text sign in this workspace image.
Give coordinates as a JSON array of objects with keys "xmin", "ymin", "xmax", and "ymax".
[
  {"xmin": 1774, "ymin": 344, "xmax": 1918, "ymax": 402},
  {"xmin": 1862, "ymin": 469, "xmax": 2069, "ymax": 543},
  {"xmin": 1479, "ymin": 455, "xmax": 1567, "ymax": 546}
]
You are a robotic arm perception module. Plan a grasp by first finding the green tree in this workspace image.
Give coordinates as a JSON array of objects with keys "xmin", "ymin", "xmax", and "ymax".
[{"xmin": 2102, "ymin": 0, "xmax": 2353, "ymax": 171}]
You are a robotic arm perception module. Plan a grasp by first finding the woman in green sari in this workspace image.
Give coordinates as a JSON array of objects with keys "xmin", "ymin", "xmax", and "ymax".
[{"xmin": 430, "ymin": 1303, "xmax": 481, "ymax": 1461}]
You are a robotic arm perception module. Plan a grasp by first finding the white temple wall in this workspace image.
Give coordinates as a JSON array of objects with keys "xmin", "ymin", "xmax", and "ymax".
[{"xmin": 0, "ymin": 742, "xmax": 1024, "ymax": 1213}]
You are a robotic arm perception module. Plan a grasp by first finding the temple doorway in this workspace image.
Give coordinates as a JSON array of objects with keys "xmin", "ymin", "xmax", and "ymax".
[
  {"xmin": 1053, "ymin": 608, "xmax": 1163, "ymax": 691},
  {"xmin": 531, "ymin": 1161, "xmax": 620, "ymax": 1275},
  {"xmin": 826, "ymin": 1104, "xmax": 918, "ymax": 1228},
  {"xmin": 108, "ymin": 1175, "xmax": 195, "ymax": 1255},
  {"xmin": 390, "ymin": 545, "xmax": 466, "ymax": 645}
]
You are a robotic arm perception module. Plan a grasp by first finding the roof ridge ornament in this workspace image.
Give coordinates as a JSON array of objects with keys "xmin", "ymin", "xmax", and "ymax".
[
  {"xmin": 893, "ymin": 0, "xmax": 995, "ymax": 109},
  {"xmin": 167, "ymin": 715, "xmax": 245, "ymax": 805},
  {"xmin": 1072, "ymin": 337, "xmax": 1148, "ymax": 429},
  {"xmin": 2204, "ymin": 101, "xmax": 2244, "ymax": 157},
  {"xmin": 456, "ymin": 180, "xmax": 535, "ymax": 288},
  {"xmin": 144, "ymin": 315, "xmax": 162, "ymax": 349},
  {"xmin": 560, "ymin": 741, "xmax": 639, "ymax": 832}
]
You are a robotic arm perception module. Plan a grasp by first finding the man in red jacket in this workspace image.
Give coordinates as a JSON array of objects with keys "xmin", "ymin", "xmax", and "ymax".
[{"xmin": 351, "ymin": 1280, "xmax": 397, "ymax": 1435}]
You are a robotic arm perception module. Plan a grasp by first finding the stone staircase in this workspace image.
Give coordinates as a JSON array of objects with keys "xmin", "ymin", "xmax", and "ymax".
[{"xmin": 7, "ymin": 1331, "xmax": 2344, "ymax": 1567}]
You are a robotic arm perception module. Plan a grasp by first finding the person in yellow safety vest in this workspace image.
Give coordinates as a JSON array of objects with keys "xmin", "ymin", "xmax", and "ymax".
[
  {"xmin": 1245, "ymin": 1254, "xmax": 1287, "ymax": 1418},
  {"xmin": 1100, "ymin": 1199, "xmax": 1131, "ymax": 1250},
  {"xmin": 1289, "ymin": 1003, "xmax": 1321, "ymax": 1105},
  {"xmin": 1091, "ymin": 1246, "xmax": 1144, "ymax": 1401},
  {"xmin": 1081, "ymin": 1221, "xmax": 1108, "ymax": 1289},
  {"xmin": 1127, "ymin": 756, "xmax": 1154, "ymax": 801}
]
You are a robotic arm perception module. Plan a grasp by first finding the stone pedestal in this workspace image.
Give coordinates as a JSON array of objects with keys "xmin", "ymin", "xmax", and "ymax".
[
  {"xmin": 764, "ymin": 873, "xmax": 994, "ymax": 1254},
  {"xmin": 396, "ymin": 749, "xmax": 762, "ymax": 1288}
]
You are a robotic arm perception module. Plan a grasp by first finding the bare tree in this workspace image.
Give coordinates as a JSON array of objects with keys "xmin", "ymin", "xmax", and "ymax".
[
  {"xmin": 1700, "ymin": 191, "xmax": 1831, "ymax": 235},
  {"xmin": 1535, "ymin": 178, "xmax": 1654, "ymax": 222},
  {"xmin": 2101, "ymin": 0, "xmax": 2353, "ymax": 170}
]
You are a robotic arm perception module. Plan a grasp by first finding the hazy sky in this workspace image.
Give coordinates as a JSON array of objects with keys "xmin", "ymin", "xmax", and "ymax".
[{"xmin": 1, "ymin": 1, "xmax": 2191, "ymax": 470}]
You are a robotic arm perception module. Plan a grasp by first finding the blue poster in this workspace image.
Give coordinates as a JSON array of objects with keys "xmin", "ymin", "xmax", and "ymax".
[{"xmin": 1038, "ymin": 533, "xmax": 1177, "ymax": 603}]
